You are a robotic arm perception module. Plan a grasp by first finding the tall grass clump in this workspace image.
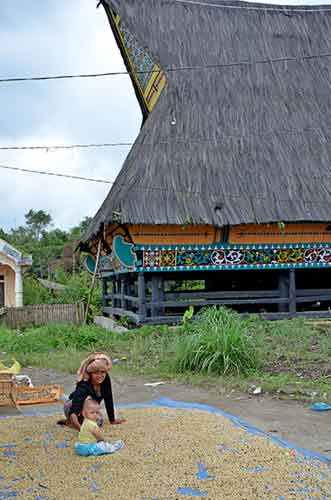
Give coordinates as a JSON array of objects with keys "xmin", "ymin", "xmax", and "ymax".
[{"xmin": 174, "ymin": 307, "xmax": 260, "ymax": 376}]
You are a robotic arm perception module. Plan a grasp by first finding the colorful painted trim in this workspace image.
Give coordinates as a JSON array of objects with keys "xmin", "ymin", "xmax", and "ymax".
[
  {"xmin": 131, "ymin": 243, "xmax": 331, "ymax": 272},
  {"xmin": 111, "ymin": 12, "xmax": 166, "ymax": 112},
  {"xmin": 103, "ymin": 240, "xmax": 331, "ymax": 273}
]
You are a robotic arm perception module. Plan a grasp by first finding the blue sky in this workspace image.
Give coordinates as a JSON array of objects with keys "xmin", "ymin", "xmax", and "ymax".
[
  {"xmin": 0, "ymin": 0, "xmax": 329, "ymax": 232},
  {"xmin": 0, "ymin": 0, "xmax": 141, "ymax": 231}
]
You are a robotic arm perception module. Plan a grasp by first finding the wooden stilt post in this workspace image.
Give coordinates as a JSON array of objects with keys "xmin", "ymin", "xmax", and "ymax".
[
  {"xmin": 102, "ymin": 277, "xmax": 108, "ymax": 310},
  {"xmin": 84, "ymin": 239, "xmax": 101, "ymax": 324},
  {"xmin": 138, "ymin": 273, "xmax": 146, "ymax": 322},
  {"xmin": 278, "ymin": 270, "xmax": 289, "ymax": 313},
  {"xmin": 289, "ymin": 268, "xmax": 297, "ymax": 318},
  {"xmin": 120, "ymin": 276, "xmax": 127, "ymax": 311},
  {"xmin": 159, "ymin": 275, "xmax": 165, "ymax": 316},
  {"xmin": 151, "ymin": 274, "xmax": 160, "ymax": 317},
  {"xmin": 110, "ymin": 276, "xmax": 115, "ymax": 315}
]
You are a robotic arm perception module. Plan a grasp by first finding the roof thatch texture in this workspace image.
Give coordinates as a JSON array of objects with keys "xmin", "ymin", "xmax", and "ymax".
[{"xmin": 83, "ymin": 0, "xmax": 331, "ymax": 243}]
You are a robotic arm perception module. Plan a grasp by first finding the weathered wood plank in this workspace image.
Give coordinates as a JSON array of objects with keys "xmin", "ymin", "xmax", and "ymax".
[
  {"xmin": 151, "ymin": 275, "xmax": 161, "ymax": 317},
  {"xmin": 138, "ymin": 273, "xmax": 147, "ymax": 321},
  {"xmin": 110, "ymin": 276, "xmax": 115, "ymax": 308},
  {"xmin": 146, "ymin": 297, "xmax": 288, "ymax": 309},
  {"xmin": 103, "ymin": 307, "xmax": 140, "ymax": 323},
  {"xmin": 120, "ymin": 278, "xmax": 127, "ymax": 310},
  {"xmin": 124, "ymin": 295, "xmax": 139, "ymax": 303},
  {"xmin": 3, "ymin": 303, "xmax": 84, "ymax": 329},
  {"xmin": 143, "ymin": 315, "xmax": 183, "ymax": 325},
  {"xmin": 166, "ymin": 290, "xmax": 281, "ymax": 300},
  {"xmin": 296, "ymin": 288, "xmax": 331, "ymax": 296},
  {"xmin": 295, "ymin": 295, "xmax": 331, "ymax": 303},
  {"xmin": 278, "ymin": 271, "xmax": 289, "ymax": 313},
  {"xmin": 289, "ymin": 269, "xmax": 296, "ymax": 318},
  {"xmin": 102, "ymin": 278, "xmax": 108, "ymax": 309}
]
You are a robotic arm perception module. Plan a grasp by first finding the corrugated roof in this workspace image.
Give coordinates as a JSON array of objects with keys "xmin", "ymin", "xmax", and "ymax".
[{"xmin": 83, "ymin": 0, "xmax": 331, "ymax": 243}]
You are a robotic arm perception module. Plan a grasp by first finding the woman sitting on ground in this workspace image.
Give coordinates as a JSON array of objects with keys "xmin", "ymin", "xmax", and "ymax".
[{"xmin": 58, "ymin": 352, "xmax": 124, "ymax": 430}]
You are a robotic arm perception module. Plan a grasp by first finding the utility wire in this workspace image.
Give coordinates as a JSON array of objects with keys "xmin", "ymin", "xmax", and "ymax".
[
  {"xmin": 0, "ymin": 164, "xmax": 113, "ymax": 184},
  {"xmin": 1, "ymin": 51, "xmax": 331, "ymax": 84},
  {"xmin": 0, "ymin": 142, "xmax": 133, "ymax": 151},
  {"xmin": 174, "ymin": 0, "xmax": 331, "ymax": 13},
  {"xmin": 0, "ymin": 163, "xmax": 199, "ymax": 194},
  {"xmin": 1, "ymin": 126, "xmax": 331, "ymax": 151},
  {"xmin": 0, "ymin": 162, "xmax": 331, "ymax": 205}
]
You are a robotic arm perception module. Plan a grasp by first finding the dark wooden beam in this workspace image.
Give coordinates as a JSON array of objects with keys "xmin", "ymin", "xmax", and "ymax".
[
  {"xmin": 151, "ymin": 275, "xmax": 160, "ymax": 317},
  {"xmin": 120, "ymin": 278, "xmax": 127, "ymax": 310},
  {"xmin": 102, "ymin": 277, "xmax": 108, "ymax": 309},
  {"xmin": 146, "ymin": 297, "xmax": 288, "ymax": 309},
  {"xmin": 110, "ymin": 276, "xmax": 115, "ymax": 310},
  {"xmin": 278, "ymin": 270, "xmax": 289, "ymax": 313},
  {"xmin": 138, "ymin": 273, "xmax": 147, "ymax": 322},
  {"xmin": 103, "ymin": 307, "xmax": 140, "ymax": 324},
  {"xmin": 289, "ymin": 268, "xmax": 296, "ymax": 318}
]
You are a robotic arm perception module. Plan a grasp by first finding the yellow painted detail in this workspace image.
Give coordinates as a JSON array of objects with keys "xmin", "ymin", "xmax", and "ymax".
[{"xmin": 111, "ymin": 12, "xmax": 166, "ymax": 113}]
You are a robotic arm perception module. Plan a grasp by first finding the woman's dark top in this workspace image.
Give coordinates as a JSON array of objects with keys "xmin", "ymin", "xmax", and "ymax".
[{"xmin": 68, "ymin": 373, "xmax": 115, "ymax": 422}]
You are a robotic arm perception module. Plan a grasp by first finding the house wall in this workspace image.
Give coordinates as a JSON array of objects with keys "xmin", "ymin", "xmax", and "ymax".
[
  {"xmin": 88, "ymin": 222, "xmax": 331, "ymax": 257},
  {"xmin": 103, "ymin": 224, "xmax": 223, "ymax": 248},
  {"xmin": 230, "ymin": 223, "xmax": 331, "ymax": 244},
  {"xmin": 0, "ymin": 263, "xmax": 16, "ymax": 307}
]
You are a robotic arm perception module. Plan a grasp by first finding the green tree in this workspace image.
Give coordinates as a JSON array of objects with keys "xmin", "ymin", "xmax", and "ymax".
[
  {"xmin": 68, "ymin": 216, "xmax": 92, "ymax": 241},
  {"xmin": 0, "ymin": 228, "xmax": 8, "ymax": 241},
  {"xmin": 25, "ymin": 209, "xmax": 52, "ymax": 240}
]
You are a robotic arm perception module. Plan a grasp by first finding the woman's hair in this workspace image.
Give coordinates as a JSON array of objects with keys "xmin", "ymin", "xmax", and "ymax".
[{"xmin": 77, "ymin": 353, "xmax": 112, "ymax": 382}]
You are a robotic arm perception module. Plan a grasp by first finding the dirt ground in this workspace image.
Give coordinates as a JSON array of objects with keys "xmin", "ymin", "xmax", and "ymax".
[{"xmin": 1, "ymin": 368, "xmax": 330, "ymax": 458}]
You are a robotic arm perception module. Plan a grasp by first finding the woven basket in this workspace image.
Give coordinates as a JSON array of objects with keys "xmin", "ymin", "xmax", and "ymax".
[
  {"xmin": 15, "ymin": 385, "xmax": 63, "ymax": 405},
  {"xmin": 0, "ymin": 373, "xmax": 17, "ymax": 408}
]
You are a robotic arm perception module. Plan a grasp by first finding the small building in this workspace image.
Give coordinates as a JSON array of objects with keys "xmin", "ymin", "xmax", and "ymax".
[
  {"xmin": 81, "ymin": 0, "xmax": 331, "ymax": 323},
  {"xmin": 0, "ymin": 239, "xmax": 32, "ymax": 307}
]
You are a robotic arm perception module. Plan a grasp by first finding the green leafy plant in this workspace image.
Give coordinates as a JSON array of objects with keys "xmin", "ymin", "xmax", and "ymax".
[
  {"xmin": 174, "ymin": 307, "xmax": 260, "ymax": 375},
  {"xmin": 182, "ymin": 306, "xmax": 194, "ymax": 324},
  {"xmin": 23, "ymin": 277, "xmax": 53, "ymax": 305},
  {"xmin": 277, "ymin": 221, "xmax": 286, "ymax": 234}
]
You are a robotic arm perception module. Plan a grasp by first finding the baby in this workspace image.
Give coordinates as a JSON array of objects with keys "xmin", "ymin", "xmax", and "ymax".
[{"xmin": 75, "ymin": 397, "xmax": 124, "ymax": 457}]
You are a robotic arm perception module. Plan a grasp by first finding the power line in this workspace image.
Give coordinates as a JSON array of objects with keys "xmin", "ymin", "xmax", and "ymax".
[
  {"xmin": 1, "ymin": 162, "xmax": 331, "ymax": 205},
  {"xmin": 1, "ymin": 51, "xmax": 331, "ymax": 84},
  {"xmin": 1, "ymin": 125, "xmax": 331, "ymax": 151},
  {"xmin": 0, "ymin": 142, "xmax": 133, "ymax": 151},
  {"xmin": 0, "ymin": 164, "xmax": 113, "ymax": 184},
  {"xmin": 174, "ymin": 0, "xmax": 331, "ymax": 13},
  {"xmin": 0, "ymin": 163, "xmax": 199, "ymax": 194}
]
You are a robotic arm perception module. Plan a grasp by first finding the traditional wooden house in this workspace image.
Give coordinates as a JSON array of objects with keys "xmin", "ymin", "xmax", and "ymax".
[
  {"xmin": 0, "ymin": 239, "xmax": 32, "ymax": 307},
  {"xmin": 81, "ymin": 0, "xmax": 331, "ymax": 323}
]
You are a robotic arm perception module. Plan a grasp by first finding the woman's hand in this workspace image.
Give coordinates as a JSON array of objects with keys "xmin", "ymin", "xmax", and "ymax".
[{"xmin": 110, "ymin": 418, "xmax": 126, "ymax": 425}]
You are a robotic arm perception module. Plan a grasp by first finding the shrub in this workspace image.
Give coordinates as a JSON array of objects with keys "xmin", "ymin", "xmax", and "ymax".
[
  {"xmin": 174, "ymin": 307, "xmax": 260, "ymax": 376},
  {"xmin": 0, "ymin": 324, "xmax": 115, "ymax": 354},
  {"xmin": 23, "ymin": 277, "xmax": 53, "ymax": 305}
]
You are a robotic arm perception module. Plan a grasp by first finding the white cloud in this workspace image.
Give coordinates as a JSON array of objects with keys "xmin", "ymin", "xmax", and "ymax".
[
  {"xmin": 0, "ymin": 0, "xmax": 141, "ymax": 232},
  {"xmin": 1, "ymin": 0, "xmax": 331, "ymax": 232}
]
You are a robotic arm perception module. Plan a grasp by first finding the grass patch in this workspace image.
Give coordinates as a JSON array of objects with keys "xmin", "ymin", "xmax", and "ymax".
[
  {"xmin": 173, "ymin": 307, "xmax": 260, "ymax": 375},
  {"xmin": 1, "ymin": 309, "xmax": 331, "ymax": 400}
]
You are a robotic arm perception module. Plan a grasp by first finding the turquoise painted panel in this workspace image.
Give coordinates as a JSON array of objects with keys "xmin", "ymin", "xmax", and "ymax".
[{"xmin": 113, "ymin": 235, "xmax": 137, "ymax": 268}]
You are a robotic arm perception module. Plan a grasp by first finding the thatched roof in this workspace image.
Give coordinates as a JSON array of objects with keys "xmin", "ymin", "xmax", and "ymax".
[{"xmin": 83, "ymin": 0, "xmax": 331, "ymax": 243}]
